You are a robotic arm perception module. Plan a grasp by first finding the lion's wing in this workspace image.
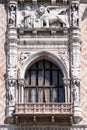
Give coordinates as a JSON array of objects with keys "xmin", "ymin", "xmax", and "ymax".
[{"xmin": 46, "ymin": 6, "xmax": 67, "ymax": 15}]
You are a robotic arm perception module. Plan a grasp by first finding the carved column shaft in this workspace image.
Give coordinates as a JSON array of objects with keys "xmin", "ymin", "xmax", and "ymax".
[
  {"xmin": 18, "ymin": 79, "xmax": 25, "ymax": 103},
  {"xmin": 63, "ymin": 78, "xmax": 70, "ymax": 103}
]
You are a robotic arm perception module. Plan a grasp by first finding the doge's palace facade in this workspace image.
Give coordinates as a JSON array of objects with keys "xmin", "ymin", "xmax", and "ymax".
[{"xmin": 0, "ymin": 0, "xmax": 87, "ymax": 129}]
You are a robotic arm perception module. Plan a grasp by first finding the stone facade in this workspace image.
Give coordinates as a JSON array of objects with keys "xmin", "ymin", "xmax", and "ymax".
[{"xmin": 0, "ymin": 0, "xmax": 87, "ymax": 128}]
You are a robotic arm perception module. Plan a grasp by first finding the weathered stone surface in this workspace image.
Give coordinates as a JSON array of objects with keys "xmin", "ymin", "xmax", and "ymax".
[
  {"xmin": 79, "ymin": 3, "xmax": 87, "ymax": 125},
  {"xmin": 0, "ymin": 4, "xmax": 7, "ymax": 124}
]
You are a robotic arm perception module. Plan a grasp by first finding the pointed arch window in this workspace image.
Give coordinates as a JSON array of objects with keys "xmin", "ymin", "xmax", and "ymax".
[{"xmin": 25, "ymin": 59, "xmax": 65, "ymax": 103}]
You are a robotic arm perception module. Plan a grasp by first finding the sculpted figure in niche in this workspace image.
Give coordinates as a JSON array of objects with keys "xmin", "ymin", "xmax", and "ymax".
[
  {"xmin": 71, "ymin": 4, "xmax": 79, "ymax": 27},
  {"xmin": 73, "ymin": 82, "xmax": 79, "ymax": 104},
  {"xmin": 37, "ymin": 5, "xmax": 69, "ymax": 27},
  {"xmin": 9, "ymin": 5, "xmax": 16, "ymax": 26},
  {"xmin": 9, "ymin": 86, "xmax": 15, "ymax": 104},
  {"xmin": 21, "ymin": 6, "xmax": 34, "ymax": 27}
]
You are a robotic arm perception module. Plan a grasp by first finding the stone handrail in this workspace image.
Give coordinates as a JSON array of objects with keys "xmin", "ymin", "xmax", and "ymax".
[{"xmin": 15, "ymin": 103, "xmax": 73, "ymax": 115}]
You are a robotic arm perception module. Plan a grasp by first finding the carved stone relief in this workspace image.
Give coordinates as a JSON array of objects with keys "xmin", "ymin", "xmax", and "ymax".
[
  {"xmin": 57, "ymin": 51, "xmax": 69, "ymax": 74},
  {"xmin": 71, "ymin": 4, "xmax": 79, "ymax": 27},
  {"xmin": 71, "ymin": 67, "xmax": 80, "ymax": 78},
  {"xmin": 8, "ymin": 80, "xmax": 16, "ymax": 104},
  {"xmin": 19, "ymin": 52, "xmax": 30, "ymax": 66},
  {"xmin": 8, "ymin": 4, "xmax": 17, "ymax": 27},
  {"xmin": 7, "ymin": 67, "xmax": 16, "ymax": 78},
  {"xmin": 72, "ymin": 79, "xmax": 80, "ymax": 104},
  {"xmin": 17, "ymin": 5, "xmax": 69, "ymax": 28}
]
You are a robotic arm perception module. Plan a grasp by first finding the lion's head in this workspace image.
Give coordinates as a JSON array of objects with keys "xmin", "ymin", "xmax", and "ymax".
[{"xmin": 38, "ymin": 5, "xmax": 45, "ymax": 15}]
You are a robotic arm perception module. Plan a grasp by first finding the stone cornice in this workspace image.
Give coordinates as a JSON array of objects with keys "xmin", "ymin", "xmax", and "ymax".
[
  {"xmin": 80, "ymin": 0, "xmax": 87, "ymax": 3},
  {"xmin": 2, "ymin": 0, "xmax": 87, "ymax": 4}
]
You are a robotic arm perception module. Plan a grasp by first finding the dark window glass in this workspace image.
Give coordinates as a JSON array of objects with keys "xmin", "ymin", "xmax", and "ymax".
[{"xmin": 25, "ymin": 60, "xmax": 65, "ymax": 103}]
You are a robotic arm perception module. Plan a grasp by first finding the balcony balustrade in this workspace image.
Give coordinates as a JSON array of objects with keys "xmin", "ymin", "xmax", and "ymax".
[{"xmin": 15, "ymin": 103, "xmax": 73, "ymax": 116}]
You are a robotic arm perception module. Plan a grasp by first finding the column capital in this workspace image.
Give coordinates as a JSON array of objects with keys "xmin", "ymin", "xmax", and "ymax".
[
  {"xmin": 8, "ymin": 79, "xmax": 17, "ymax": 86},
  {"xmin": 63, "ymin": 78, "xmax": 70, "ymax": 86},
  {"xmin": 72, "ymin": 78, "xmax": 80, "ymax": 86},
  {"xmin": 18, "ymin": 79, "xmax": 25, "ymax": 86}
]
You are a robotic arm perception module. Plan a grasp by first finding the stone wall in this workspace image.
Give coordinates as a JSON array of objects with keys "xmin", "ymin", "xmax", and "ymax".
[
  {"xmin": 51, "ymin": 2, "xmax": 87, "ymax": 126},
  {"xmin": 80, "ymin": 3, "xmax": 87, "ymax": 125},
  {"xmin": 0, "ymin": 3, "xmax": 7, "ymax": 124}
]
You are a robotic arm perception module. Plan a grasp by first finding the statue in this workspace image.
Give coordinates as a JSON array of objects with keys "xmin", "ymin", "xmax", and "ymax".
[
  {"xmin": 73, "ymin": 82, "xmax": 80, "ymax": 104},
  {"xmin": 37, "ymin": 5, "xmax": 69, "ymax": 27},
  {"xmin": 71, "ymin": 4, "xmax": 79, "ymax": 27},
  {"xmin": 9, "ymin": 86, "xmax": 15, "ymax": 104},
  {"xmin": 21, "ymin": 6, "xmax": 34, "ymax": 27},
  {"xmin": 9, "ymin": 5, "xmax": 16, "ymax": 26}
]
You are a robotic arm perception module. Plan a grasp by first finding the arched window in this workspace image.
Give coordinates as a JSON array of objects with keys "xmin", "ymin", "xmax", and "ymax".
[{"xmin": 25, "ymin": 59, "xmax": 65, "ymax": 103}]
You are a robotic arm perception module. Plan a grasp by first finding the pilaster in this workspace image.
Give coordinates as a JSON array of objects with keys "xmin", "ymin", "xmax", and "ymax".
[
  {"xmin": 69, "ymin": 0, "xmax": 82, "ymax": 124},
  {"xmin": 6, "ymin": 0, "xmax": 18, "ymax": 123}
]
